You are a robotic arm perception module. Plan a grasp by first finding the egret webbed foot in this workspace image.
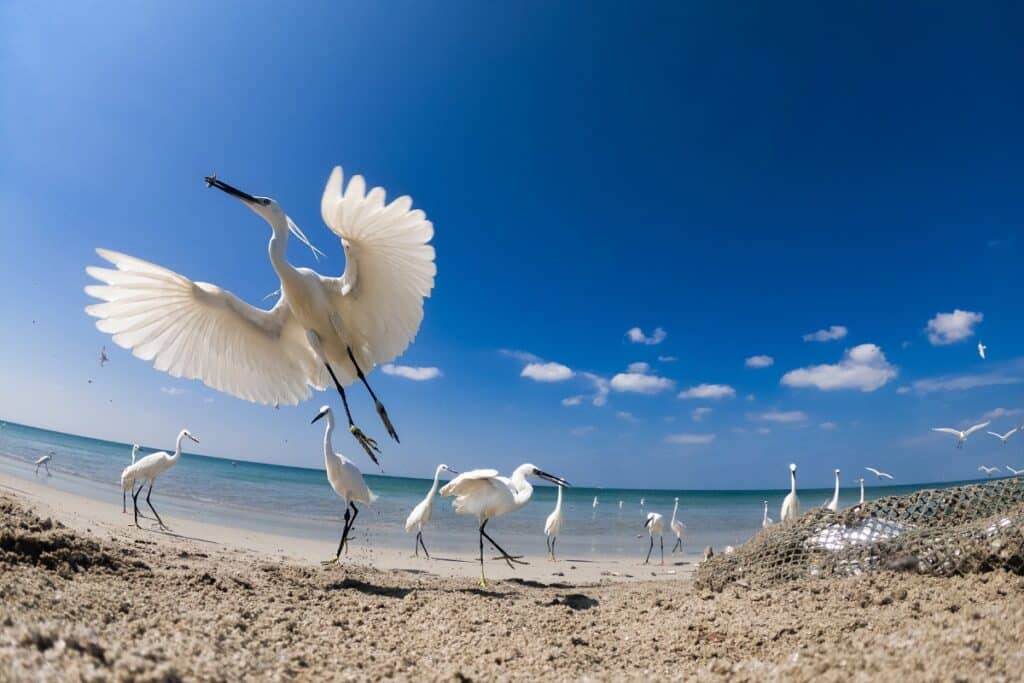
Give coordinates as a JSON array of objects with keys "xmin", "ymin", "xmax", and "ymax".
[{"xmin": 349, "ymin": 425, "xmax": 381, "ymax": 466}]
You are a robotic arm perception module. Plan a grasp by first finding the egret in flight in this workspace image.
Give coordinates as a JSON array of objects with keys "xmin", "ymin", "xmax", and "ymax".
[
  {"xmin": 313, "ymin": 406, "xmax": 377, "ymax": 563},
  {"xmin": 988, "ymin": 427, "xmax": 1019, "ymax": 444},
  {"xmin": 85, "ymin": 167, "xmax": 436, "ymax": 465},
  {"xmin": 34, "ymin": 453, "xmax": 53, "ymax": 476},
  {"xmin": 669, "ymin": 497, "xmax": 686, "ymax": 553},
  {"xmin": 1007, "ymin": 465, "xmax": 1024, "ymax": 476},
  {"xmin": 931, "ymin": 421, "xmax": 990, "ymax": 449},
  {"xmin": 122, "ymin": 429, "xmax": 199, "ymax": 529},
  {"xmin": 865, "ymin": 466, "xmax": 893, "ymax": 480},
  {"xmin": 824, "ymin": 469, "xmax": 841, "ymax": 512},
  {"xmin": 643, "ymin": 512, "xmax": 665, "ymax": 565},
  {"xmin": 978, "ymin": 341, "xmax": 987, "ymax": 359},
  {"xmin": 99, "ymin": 346, "xmax": 109, "ymax": 367},
  {"xmin": 780, "ymin": 463, "xmax": 799, "ymax": 522},
  {"xmin": 121, "ymin": 443, "xmax": 140, "ymax": 513},
  {"xmin": 762, "ymin": 500, "xmax": 773, "ymax": 528},
  {"xmin": 440, "ymin": 464, "xmax": 570, "ymax": 587},
  {"xmin": 978, "ymin": 465, "xmax": 1000, "ymax": 476},
  {"xmin": 544, "ymin": 485, "xmax": 564, "ymax": 560},
  {"xmin": 404, "ymin": 463, "xmax": 457, "ymax": 558}
]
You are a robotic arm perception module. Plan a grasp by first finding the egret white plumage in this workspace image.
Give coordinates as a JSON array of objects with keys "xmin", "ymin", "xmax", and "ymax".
[
  {"xmin": 404, "ymin": 463, "xmax": 456, "ymax": 558},
  {"xmin": 978, "ymin": 341, "xmax": 987, "ymax": 359},
  {"xmin": 669, "ymin": 497, "xmax": 686, "ymax": 553},
  {"xmin": 122, "ymin": 429, "xmax": 198, "ymax": 529},
  {"xmin": 865, "ymin": 466, "xmax": 893, "ymax": 480},
  {"xmin": 857, "ymin": 477, "xmax": 865, "ymax": 509},
  {"xmin": 85, "ymin": 167, "xmax": 436, "ymax": 466},
  {"xmin": 544, "ymin": 485, "xmax": 565, "ymax": 560},
  {"xmin": 120, "ymin": 443, "xmax": 140, "ymax": 513},
  {"xmin": 312, "ymin": 405, "xmax": 377, "ymax": 563},
  {"xmin": 978, "ymin": 465, "xmax": 1000, "ymax": 476},
  {"xmin": 1007, "ymin": 465, "xmax": 1024, "ymax": 476},
  {"xmin": 618, "ymin": 500, "xmax": 623, "ymax": 510},
  {"xmin": 439, "ymin": 463, "xmax": 569, "ymax": 587},
  {"xmin": 988, "ymin": 427, "xmax": 1019, "ymax": 444},
  {"xmin": 640, "ymin": 497, "xmax": 645, "ymax": 507},
  {"xmin": 825, "ymin": 468, "xmax": 841, "ymax": 512},
  {"xmin": 931, "ymin": 421, "xmax": 990, "ymax": 449},
  {"xmin": 592, "ymin": 496, "xmax": 598, "ymax": 509},
  {"xmin": 761, "ymin": 500, "xmax": 773, "ymax": 528},
  {"xmin": 643, "ymin": 512, "xmax": 664, "ymax": 565},
  {"xmin": 34, "ymin": 453, "xmax": 53, "ymax": 476},
  {"xmin": 780, "ymin": 463, "xmax": 799, "ymax": 522}
]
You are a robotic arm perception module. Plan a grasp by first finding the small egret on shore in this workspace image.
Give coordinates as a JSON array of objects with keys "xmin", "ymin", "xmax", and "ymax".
[
  {"xmin": 978, "ymin": 465, "xmax": 1000, "ymax": 476},
  {"xmin": 34, "ymin": 453, "xmax": 53, "ymax": 476},
  {"xmin": 762, "ymin": 500, "xmax": 773, "ymax": 528},
  {"xmin": 592, "ymin": 496, "xmax": 598, "ymax": 508},
  {"xmin": 988, "ymin": 427, "xmax": 1019, "ymax": 444},
  {"xmin": 640, "ymin": 497, "xmax": 645, "ymax": 507},
  {"xmin": 120, "ymin": 444, "xmax": 140, "ymax": 513},
  {"xmin": 440, "ymin": 463, "xmax": 570, "ymax": 587},
  {"xmin": 1007, "ymin": 465, "xmax": 1024, "ymax": 476},
  {"xmin": 669, "ymin": 498, "xmax": 685, "ymax": 553},
  {"xmin": 978, "ymin": 341, "xmax": 987, "ymax": 359},
  {"xmin": 857, "ymin": 478, "xmax": 865, "ymax": 509},
  {"xmin": 931, "ymin": 421, "xmax": 990, "ymax": 449},
  {"xmin": 780, "ymin": 464, "xmax": 799, "ymax": 522},
  {"xmin": 643, "ymin": 512, "xmax": 664, "ymax": 565},
  {"xmin": 865, "ymin": 467, "xmax": 893, "ymax": 480},
  {"xmin": 825, "ymin": 469, "xmax": 841, "ymax": 512},
  {"xmin": 618, "ymin": 500, "xmax": 623, "ymax": 510},
  {"xmin": 544, "ymin": 485, "xmax": 565, "ymax": 560},
  {"xmin": 122, "ymin": 429, "xmax": 198, "ymax": 529},
  {"xmin": 404, "ymin": 463, "xmax": 456, "ymax": 558}
]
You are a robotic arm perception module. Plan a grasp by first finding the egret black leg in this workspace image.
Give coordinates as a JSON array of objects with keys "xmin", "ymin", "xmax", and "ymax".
[
  {"xmin": 551, "ymin": 536, "xmax": 557, "ymax": 561},
  {"xmin": 546, "ymin": 536, "xmax": 551, "ymax": 558},
  {"xmin": 660, "ymin": 536, "xmax": 665, "ymax": 565},
  {"xmin": 644, "ymin": 536, "xmax": 653, "ymax": 564},
  {"xmin": 132, "ymin": 483, "xmax": 144, "ymax": 528},
  {"xmin": 414, "ymin": 531, "xmax": 420, "ymax": 557},
  {"xmin": 478, "ymin": 524, "xmax": 486, "ymax": 587},
  {"xmin": 672, "ymin": 537, "xmax": 683, "ymax": 553},
  {"xmin": 122, "ymin": 488, "xmax": 127, "ymax": 514},
  {"xmin": 480, "ymin": 526, "xmax": 527, "ymax": 568},
  {"xmin": 325, "ymin": 362, "xmax": 381, "ymax": 466},
  {"xmin": 145, "ymin": 482, "xmax": 168, "ymax": 530},
  {"xmin": 346, "ymin": 346, "xmax": 399, "ymax": 443},
  {"xmin": 417, "ymin": 531, "xmax": 430, "ymax": 559},
  {"xmin": 325, "ymin": 505, "xmax": 352, "ymax": 564},
  {"xmin": 345, "ymin": 503, "xmax": 359, "ymax": 554}
]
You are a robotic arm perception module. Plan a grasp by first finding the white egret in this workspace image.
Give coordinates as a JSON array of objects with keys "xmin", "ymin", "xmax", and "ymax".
[
  {"xmin": 640, "ymin": 497, "xmax": 645, "ymax": 507},
  {"xmin": 439, "ymin": 463, "xmax": 570, "ymax": 587},
  {"xmin": 987, "ymin": 427, "xmax": 1019, "ymax": 444},
  {"xmin": 857, "ymin": 477, "xmax": 865, "ymax": 509},
  {"xmin": 404, "ymin": 463, "xmax": 456, "ymax": 558},
  {"xmin": 1006, "ymin": 465, "xmax": 1024, "ymax": 476},
  {"xmin": 312, "ymin": 405, "xmax": 377, "ymax": 563},
  {"xmin": 825, "ymin": 469, "xmax": 841, "ymax": 512},
  {"xmin": 34, "ymin": 453, "xmax": 53, "ymax": 476},
  {"xmin": 120, "ymin": 443, "xmax": 140, "ymax": 513},
  {"xmin": 931, "ymin": 421, "xmax": 990, "ymax": 449},
  {"xmin": 544, "ymin": 485, "xmax": 565, "ymax": 560},
  {"xmin": 865, "ymin": 466, "xmax": 893, "ymax": 480},
  {"xmin": 780, "ymin": 463, "xmax": 799, "ymax": 522},
  {"xmin": 978, "ymin": 465, "xmax": 1000, "ymax": 476},
  {"xmin": 978, "ymin": 341, "xmax": 987, "ymax": 359},
  {"xmin": 643, "ymin": 512, "xmax": 664, "ymax": 565},
  {"xmin": 99, "ymin": 346, "xmax": 109, "ymax": 367},
  {"xmin": 85, "ymin": 167, "xmax": 436, "ymax": 466},
  {"xmin": 122, "ymin": 429, "xmax": 199, "ymax": 529},
  {"xmin": 761, "ymin": 500, "xmax": 773, "ymax": 528},
  {"xmin": 618, "ymin": 500, "xmax": 623, "ymax": 510},
  {"xmin": 592, "ymin": 496, "xmax": 598, "ymax": 509},
  {"xmin": 669, "ymin": 497, "xmax": 686, "ymax": 553}
]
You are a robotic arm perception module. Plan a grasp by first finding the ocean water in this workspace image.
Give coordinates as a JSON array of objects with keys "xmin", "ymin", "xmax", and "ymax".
[{"xmin": 0, "ymin": 421, "xmax": 980, "ymax": 559}]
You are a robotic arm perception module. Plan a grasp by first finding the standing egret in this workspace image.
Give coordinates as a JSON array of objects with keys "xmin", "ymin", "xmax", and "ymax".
[
  {"xmin": 858, "ymin": 477, "xmax": 865, "ymax": 506},
  {"xmin": 312, "ymin": 405, "xmax": 377, "ymax": 564},
  {"xmin": 592, "ymin": 496, "xmax": 598, "ymax": 508},
  {"xmin": 122, "ymin": 429, "xmax": 199, "ymax": 529},
  {"xmin": 669, "ymin": 497, "xmax": 686, "ymax": 553},
  {"xmin": 762, "ymin": 500, "xmax": 773, "ymax": 528},
  {"xmin": 618, "ymin": 500, "xmax": 623, "ymax": 510},
  {"xmin": 85, "ymin": 167, "xmax": 436, "ymax": 466},
  {"xmin": 544, "ymin": 485, "xmax": 565, "ymax": 560},
  {"xmin": 120, "ymin": 443, "xmax": 140, "ymax": 513},
  {"xmin": 643, "ymin": 512, "xmax": 664, "ymax": 565},
  {"xmin": 780, "ymin": 463, "xmax": 799, "ymax": 522},
  {"xmin": 865, "ymin": 466, "xmax": 893, "ymax": 480},
  {"xmin": 988, "ymin": 427, "xmax": 1019, "ymax": 444},
  {"xmin": 440, "ymin": 464, "xmax": 570, "ymax": 587},
  {"xmin": 640, "ymin": 497, "xmax": 645, "ymax": 507},
  {"xmin": 931, "ymin": 421, "xmax": 990, "ymax": 449},
  {"xmin": 978, "ymin": 341, "xmax": 987, "ymax": 359},
  {"xmin": 825, "ymin": 469, "xmax": 841, "ymax": 512},
  {"xmin": 34, "ymin": 453, "xmax": 53, "ymax": 476},
  {"xmin": 404, "ymin": 463, "xmax": 456, "ymax": 558}
]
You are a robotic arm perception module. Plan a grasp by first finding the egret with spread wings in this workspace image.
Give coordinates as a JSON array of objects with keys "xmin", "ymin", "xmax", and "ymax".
[
  {"xmin": 85, "ymin": 167, "xmax": 436, "ymax": 464},
  {"xmin": 931, "ymin": 421, "xmax": 990, "ymax": 450}
]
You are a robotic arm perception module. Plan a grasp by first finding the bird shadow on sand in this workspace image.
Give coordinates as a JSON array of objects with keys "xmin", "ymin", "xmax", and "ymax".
[
  {"xmin": 325, "ymin": 578, "xmax": 412, "ymax": 599},
  {"xmin": 545, "ymin": 593, "xmax": 599, "ymax": 611},
  {"xmin": 140, "ymin": 525, "xmax": 220, "ymax": 545},
  {"xmin": 506, "ymin": 578, "xmax": 575, "ymax": 590},
  {"xmin": 455, "ymin": 587, "xmax": 513, "ymax": 599}
]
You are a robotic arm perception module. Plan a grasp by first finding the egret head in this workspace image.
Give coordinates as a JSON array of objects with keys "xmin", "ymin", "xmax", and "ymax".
[
  {"xmin": 311, "ymin": 405, "xmax": 332, "ymax": 424},
  {"xmin": 789, "ymin": 463, "xmax": 797, "ymax": 474},
  {"xmin": 643, "ymin": 512, "xmax": 657, "ymax": 527},
  {"xmin": 439, "ymin": 463, "xmax": 459, "ymax": 475},
  {"xmin": 517, "ymin": 463, "xmax": 570, "ymax": 487},
  {"xmin": 182, "ymin": 430, "xmax": 200, "ymax": 444},
  {"xmin": 834, "ymin": 468, "xmax": 840, "ymax": 475}
]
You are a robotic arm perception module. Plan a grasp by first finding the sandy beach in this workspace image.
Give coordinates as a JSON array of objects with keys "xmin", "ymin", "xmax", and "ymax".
[{"xmin": 3, "ymin": 473, "xmax": 1023, "ymax": 680}]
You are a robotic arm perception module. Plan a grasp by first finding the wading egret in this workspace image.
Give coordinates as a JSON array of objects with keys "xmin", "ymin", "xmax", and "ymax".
[
  {"xmin": 988, "ymin": 427, "xmax": 1019, "ymax": 444},
  {"xmin": 640, "ymin": 497, "xmax": 645, "ymax": 507},
  {"xmin": 643, "ymin": 512, "xmax": 664, "ymax": 565},
  {"xmin": 618, "ymin": 500, "xmax": 623, "ymax": 510},
  {"xmin": 865, "ymin": 467, "xmax": 893, "ymax": 480},
  {"xmin": 931, "ymin": 421, "xmax": 990, "ymax": 449},
  {"xmin": 120, "ymin": 443, "xmax": 140, "ymax": 513},
  {"xmin": 312, "ymin": 406, "xmax": 377, "ymax": 563},
  {"xmin": 780, "ymin": 463, "xmax": 799, "ymax": 522},
  {"xmin": 825, "ymin": 469, "xmax": 841, "ymax": 512},
  {"xmin": 122, "ymin": 429, "xmax": 198, "ymax": 529},
  {"xmin": 404, "ymin": 463, "xmax": 456, "ymax": 558},
  {"xmin": 978, "ymin": 341, "xmax": 987, "ymax": 359},
  {"xmin": 669, "ymin": 498, "xmax": 686, "ymax": 553},
  {"xmin": 978, "ymin": 465, "xmax": 1000, "ymax": 476},
  {"xmin": 762, "ymin": 500, "xmax": 773, "ymax": 528},
  {"xmin": 440, "ymin": 464, "xmax": 570, "ymax": 587},
  {"xmin": 34, "ymin": 453, "xmax": 52, "ymax": 476},
  {"xmin": 857, "ymin": 477, "xmax": 865, "ymax": 508},
  {"xmin": 85, "ymin": 167, "xmax": 436, "ymax": 466},
  {"xmin": 544, "ymin": 485, "xmax": 564, "ymax": 560},
  {"xmin": 592, "ymin": 496, "xmax": 598, "ymax": 508}
]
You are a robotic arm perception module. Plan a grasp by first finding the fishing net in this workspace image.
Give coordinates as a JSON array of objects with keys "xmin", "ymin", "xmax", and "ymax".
[{"xmin": 695, "ymin": 478, "xmax": 1024, "ymax": 591}]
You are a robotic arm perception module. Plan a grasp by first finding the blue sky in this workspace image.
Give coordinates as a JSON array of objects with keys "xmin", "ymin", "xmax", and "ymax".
[{"xmin": 1, "ymin": 2, "xmax": 1022, "ymax": 488}]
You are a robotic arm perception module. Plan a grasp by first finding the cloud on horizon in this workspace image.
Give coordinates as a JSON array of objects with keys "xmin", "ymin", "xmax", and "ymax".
[
  {"xmin": 781, "ymin": 343, "xmax": 896, "ymax": 392},
  {"xmin": 665, "ymin": 432, "xmax": 716, "ymax": 445},
  {"xmin": 750, "ymin": 410, "xmax": 808, "ymax": 423}
]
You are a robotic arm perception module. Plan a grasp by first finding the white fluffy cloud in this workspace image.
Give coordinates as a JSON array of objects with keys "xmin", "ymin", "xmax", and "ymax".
[
  {"xmin": 781, "ymin": 344, "xmax": 897, "ymax": 392},
  {"xmin": 627, "ymin": 361, "xmax": 650, "ymax": 374},
  {"xmin": 691, "ymin": 407, "xmax": 712, "ymax": 421},
  {"xmin": 561, "ymin": 395, "xmax": 584, "ymax": 407},
  {"xmin": 581, "ymin": 372, "xmax": 611, "ymax": 406},
  {"xmin": 678, "ymin": 383, "xmax": 736, "ymax": 400},
  {"xmin": 751, "ymin": 410, "xmax": 808, "ymax": 423},
  {"xmin": 745, "ymin": 355, "xmax": 774, "ymax": 368},
  {"xmin": 381, "ymin": 364, "xmax": 442, "ymax": 381},
  {"xmin": 521, "ymin": 362, "xmax": 574, "ymax": 382},
  {"xmin": 626, "ymin": 326, "xmax": 667, "ymax": 345},
  {"xmin": 925, "ymin": 309, "xmax": 983, "ymax": 345},
  {"xmin": 611, "ymin": 372, "xmax": 674, "ymax": 394},
  {"xmin": 665, "ymin": 433, "xmax": 716, "ymax": 445},
  {"xmin": 802, "ymin": 325, "xmax": 848, "ymax": 342}
]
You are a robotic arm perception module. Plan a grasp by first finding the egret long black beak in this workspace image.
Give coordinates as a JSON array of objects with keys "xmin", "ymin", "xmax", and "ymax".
[
  {"xmin": 205, "ymin": 175, "xmax": 258, "ymax": 204},
  {"xmin": 534, "ymin": 469, "xmax": 571, "ymax": 488},
  {"xmin": 644, "ymin": 517, "xmax": 652, "ymax": 528},
  {"xmin": 311, "ymin": 411, "xmax": 328, "ymax": 425},
  {"xmin": 189, "ymin": 434, "xmax": 200, "ymax": 444},
  {"xmin": 447, "ymin": 468, "xmax": 460, "ymax": 475}
]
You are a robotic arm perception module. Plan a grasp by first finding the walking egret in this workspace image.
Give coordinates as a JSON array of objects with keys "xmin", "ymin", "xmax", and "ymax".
[
  {"xmin": 931, "ymin": 421, "xmax": 990, "ymax": 449},
  {"xmin": 825, "ymin": 469, "xmax": 841, "ymax": 512},
  {"xmin": 988, "ymin": 427, "xmax": 1019, "ymax": 444},
  {"xmin": 122, "ymin": 429, "xmax": 198, "ymax": 529},
  {"xmin": 440, "ymin": 463, "xmax": 570, "ymax": 587},
  {"xmin": 643, "ymin": 512, "xmax": 664, "ymax": 565},
  {"xmin": 404, "ymin": 463, "xmax": 456, "ymax": 558},
  {"xmin": 85, "ymin": 167, "xmax": 436, "ymax": 465},
  {"xmin": 120, "ymin": 443, "xmax": 140, "ymax": 513},
  {"xmin": 312, "ymin": 406, "xmax": 377, "ymax": 563},
  {"xmin": 669, "ymin": 498, "xmax": 685, "ymax": 553},
  {"xmin": 762, "ymin": 500, "xmax": 773, "ymax": 528},
  {"xmin": 780, "ymin": 463, "xmax": 799, "ymax": 522},
  {"xmin": 34, "ymin": 453, "xmax": 52, "ymax": 476},
  {"xmin": 865, "ymin": 467, "xmax": 893, "ymax": 480},
  {"xmin": 544, "ymin": 485, "xmax": 565, "ymax": 560}
]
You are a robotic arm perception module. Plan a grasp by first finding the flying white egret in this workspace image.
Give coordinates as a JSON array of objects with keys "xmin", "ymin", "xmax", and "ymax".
[
  {"xmin": 931, "ymin": 421, "xmax": 990, "ymax": 449},
  {"xmin": 669, "ymin": 497, "xmax": 686, "ymax": 553},
  {"xmin": 825, "ymin": 469, "xmax": 841, "ymax": 512},
  {"xmin": 122, "ymin": 429, "xmax": 199, "ymax": 529},
  {"xmin": 34, "ymin": 453, "xmax": 53, "ymax": 476},
  {"xmin": 120, "ymin": 443, "xmax": 140, "ymax": 513},
  {"xmin": 404, "ymin": 463, "xmax": 456, "ymax": 558},
  {"xmin": 978, "ymin": 465, "xmax": 1000, "ymax": 476},
  {"xmin": 439, "ymin": 463, "xmax": 570, "ymax": 587},
  {"xmin": 99, "ymin": 346, "xmax": 109, "ymax": 367},
  {"xmin": 988, "ymin": 427, "xmax": 1019, "ymax": 444},
  {"xmin": 544, "ymin": 485, "xmax": 565, "ymax": 560},
  {"xmin": 643, "ymin": 512, "xmax": 665, "ymax": 565},
  {"xmin": 762, "ymin": 500, "xmax": 773, "ymax": 528},
  {"xmin": 85, "ymin": 167, "xmax": 436, "ymax": 466},
  {"xmin": 1006, "ymin": 465, "xmax": 1024, "ymax": 476},
  {"xmin": 865, "ymin": 466, "xmax": 893, "ymax": 480},
  {"xmin": 312, "ymin": 405, "xmax": 377, "ymax": 563},
  {"xmin": 978, "ymin": 341, "xmax": 987, "ymax": 359},
  {"xmin": 780, "ymin": 463, "xmax": 799, "ymax": 522}
]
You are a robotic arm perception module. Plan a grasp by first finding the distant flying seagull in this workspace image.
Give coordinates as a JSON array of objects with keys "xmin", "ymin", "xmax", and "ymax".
[
  {"xmin": 978, "ymin": 465, "xmax": 999, "ymax": 476},
  {"xmin": 865, "ymin": 467, "xmax": 893, "ymax": 480},
  {"xmin": 931, "ymin": 421, "xmax": 990, "ymax": 449},
  {"xmin": 1006, "ymin": 465, "xmax": 1024, "ymax": 476},
  {"xmin": 978, "ymin": 341, "xmax": 986, "ymax": 359},
  {"xmin": 99, "ymin": 346, "xmax": 109, "ymax": 367},
  {"xmin": 987, "ymin": 427, "xmax": 1019, "ymax": 444}
]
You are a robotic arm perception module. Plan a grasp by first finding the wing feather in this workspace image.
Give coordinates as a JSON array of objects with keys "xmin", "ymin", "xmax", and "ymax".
[
  {"xmin": 931, "ymin": 428, "xmax": 960, "ymax": 435},
  {"xmin": 964, "ymin": 421, "xmax": 991, "ymax": 437}
]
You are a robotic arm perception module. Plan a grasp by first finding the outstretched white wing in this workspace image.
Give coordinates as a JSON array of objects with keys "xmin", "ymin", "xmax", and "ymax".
[
  {"xmin": 931, "ymin": 428, "xmax": 961, "ymax": 436},
  {"xmin": 85, "ymin": 249, "xmax": 325, "ymax": 406},
  {"xmin": 439, "ymin": 469, "xmax": 500, "ymax": 497},
  {"xmin": 320, "ymin": 166, "xmax": 436, "ymax": 367},
  {"xmin": 963, "ymin": 421, "xmax": 991, "ymax": 437}
]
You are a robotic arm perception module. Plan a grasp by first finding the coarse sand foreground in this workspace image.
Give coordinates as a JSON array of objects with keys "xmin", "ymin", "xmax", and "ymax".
[{"xmin": 2, "ymin": 478, "xmax": 1024, "ymax": 680}]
